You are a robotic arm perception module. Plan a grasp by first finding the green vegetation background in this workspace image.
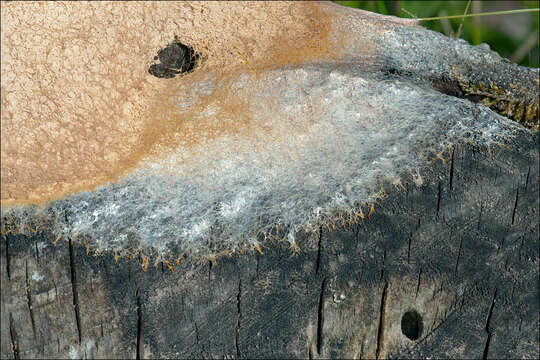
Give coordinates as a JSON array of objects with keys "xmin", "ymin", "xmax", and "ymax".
[{"xmin": 334, "ymin": 1, "xmax": 539, "ymax": 68}]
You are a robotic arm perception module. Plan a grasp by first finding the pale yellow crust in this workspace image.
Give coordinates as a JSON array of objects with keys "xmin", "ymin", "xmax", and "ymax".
[
  {"xmin": 1, "ymin": 1, "xmax": 416, "ymax": 206},
  {"xmin": 0, "ymin": 1, "xmax": 335, "ymax": 205}
]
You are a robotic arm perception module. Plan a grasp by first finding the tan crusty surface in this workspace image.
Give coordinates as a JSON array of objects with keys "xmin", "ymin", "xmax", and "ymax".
[
  {"xmin": 0, "ymin": 1, "xmax": 316, "ymax": 205},
  {"xmin": 0, "ymin": 1, "xmax": 415, "ymax": 206}
]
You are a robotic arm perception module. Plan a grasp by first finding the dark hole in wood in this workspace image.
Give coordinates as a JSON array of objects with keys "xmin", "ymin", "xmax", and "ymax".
[
  {"xmin": 148, "ymin": 39, "xmax": 199, "ymax": 79},
  {"xmin": 401, "ymin": 310, "xmax": 423, "ymax": 340}
]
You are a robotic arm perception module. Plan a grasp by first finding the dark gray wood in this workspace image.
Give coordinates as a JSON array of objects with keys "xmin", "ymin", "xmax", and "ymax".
[{"xmin": 2, "ymin": 131, "xmax": 538, "ymax": 359}]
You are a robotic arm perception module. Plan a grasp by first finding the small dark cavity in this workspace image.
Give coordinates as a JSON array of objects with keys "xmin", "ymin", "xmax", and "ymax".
[
  {"xmin": 383, "ymin": 67, "xmax": 402, "ymax": 76},
  {"xmin": 149, "ymin": 39, "xmax": 199, "ymax": 79},
  {"xmin": 401, "ymin": 309, "xmax": 423, "ymax": 341},
  {"xmin": 429, "ymin": 75, "xmax": 463, "ymax": 98}
]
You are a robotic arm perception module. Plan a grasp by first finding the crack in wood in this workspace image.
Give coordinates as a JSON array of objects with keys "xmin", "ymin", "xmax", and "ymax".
[
  {"xmin": 4, "ymin": 234, "xmax": 11, "ymax": 281},
  {"xmin": 407, "ymin": 232, "xmax": 412, "ymax": 264},
  {"xmin": 34, "ymin": 237, "xmax": 40, "ymax": 262},
  {"xmin": 136, "ymin": 289, "xmax": 143, "ymax": 360},
  {"xmin": 25, "ymin": 261, "xmax": 37, "ymax": 339},
  {"xmin": 375, "ymin": 281, "xmax": 389, "ymax": 360},
  {"xmin": 315, "ymin": 226, "xmax": 323, "ymax": 274},
  {"xmin": 432, "ymin": 306, "xmax": 440, "ymax": 333},
  {"xmin": 477, "ymin": 203, "xmax": 484, "ymax": 231},
  {"xmin": 52, "ymin": 278, "xmax": 59, "ymax": 300},
  {"xmin": 482, "ymin": 288, "xmax": 497, "ymax": 360},
  {"xmin": 504, "ymin": 256, "xmax": 510, "ymax": 271},
  {"xmin": 511, "ymin": 187, "xmax": 519, "ymax": 225},
  {"xmin": 235, "ymin": 278, "xmax": 242, "ymax": 358},
  {"xmin": 316, "ymin": 277, "xmax": 326, "ymax": 355},
  {"xmin": 524, "ymin": 166, "xmax": 530, "ymax": 191},
  {"xmin": 436, "ymin": 182, "xmax": 442, "ymax": 218},
  {"xmin": 518, "ymin": 236, "xmax": 525, "ymax": 261},
  {"xmin": 380, "ymin": 247, "xmax": 386, "ymax": 281},
  {"xmin": 449, "ymin": 148, "xmax": 455, "ymax": 191},
  {"xmin": 194, "ymin": 321, "xmax": 200, "ymax": 345},
  {"xmin": 68, "ymin": 239, "xmax": 82, "ymax": 344},
  {"xmin": 39, "ymin": 329, "xmax": 44, "ymax": 355},
  {"xmin": 415, "ymin": 267, "xmax": 422, "ymax": 300},
  {"xmin": 9, "ymin": 312, "xmax": 20, "ymax": 360},
  {"xmin": 454, "ymin": 237, "xmax": 463, "ymax": 276}
]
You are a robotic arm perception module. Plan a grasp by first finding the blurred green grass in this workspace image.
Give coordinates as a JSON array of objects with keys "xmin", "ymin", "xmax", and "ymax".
[{"xmin": 334, "ymin": 1, "xmax": 539, "ymax": 68}]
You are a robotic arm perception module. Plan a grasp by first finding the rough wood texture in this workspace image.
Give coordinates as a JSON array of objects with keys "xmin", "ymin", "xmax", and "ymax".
[
  {"xmin": 2, "ymin": 132, "xmax": 538, "ymax": 359},
  {"xmin": 1, "ymin": 2, "xmax": 539, "ymax": 359}
]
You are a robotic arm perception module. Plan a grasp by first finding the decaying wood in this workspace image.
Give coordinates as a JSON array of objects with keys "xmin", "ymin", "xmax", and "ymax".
[
  {"xmin": 1, "ymin": 2, "xmax": 539, "ymax": 359},
  {"xmin": 2, "ymin": 133, "xmax": 538, "ymax": 359}
]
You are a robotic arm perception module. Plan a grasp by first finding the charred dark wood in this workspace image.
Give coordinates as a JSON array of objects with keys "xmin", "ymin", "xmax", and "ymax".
[{"xmin": 2, "ymin": 132, "xmax": 538, "ymax": 359}]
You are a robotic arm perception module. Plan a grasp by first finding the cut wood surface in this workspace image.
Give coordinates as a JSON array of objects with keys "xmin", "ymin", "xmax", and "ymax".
[{"xmin": 1, "ymin": 2, "xmax": 539, "ymax": 359}]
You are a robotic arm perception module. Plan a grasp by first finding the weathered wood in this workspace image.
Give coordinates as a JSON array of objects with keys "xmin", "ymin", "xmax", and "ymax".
[
  {"xmin": 1, "ymin": 2, "xmax": 539, "ymax": 359},
  {"xmin": 2, "ymin": 132, "xmax": 538, "ymax": 359}
]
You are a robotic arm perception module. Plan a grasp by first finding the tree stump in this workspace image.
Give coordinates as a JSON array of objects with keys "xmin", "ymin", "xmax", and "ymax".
[{"xmin": 1, "ymin": 2, "xmax": 538, "ymax": 358}]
